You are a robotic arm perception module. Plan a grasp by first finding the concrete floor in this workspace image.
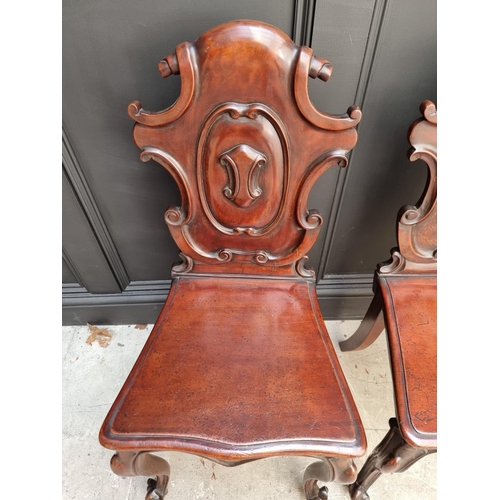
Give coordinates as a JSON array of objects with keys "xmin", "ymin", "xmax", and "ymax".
[{"xmin": 62, "ymin": 321, "xmax": 436, "ymax": 500}]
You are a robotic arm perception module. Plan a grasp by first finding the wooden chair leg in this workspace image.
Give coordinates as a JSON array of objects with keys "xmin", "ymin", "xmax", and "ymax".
[
  {"xmin": 348, "ymin": 418, "xmax": 436, "ymax": 500},
  {"xmin": 110, "ymin": 451, "xmax": 171, "ymax": 500},
  {"xmin": 339, "ymin": 291, "xmax": 385, "ymax": 352},
  {"xmin": 304, "ymin": 457, "xmax": 357, "ymax": 499}
]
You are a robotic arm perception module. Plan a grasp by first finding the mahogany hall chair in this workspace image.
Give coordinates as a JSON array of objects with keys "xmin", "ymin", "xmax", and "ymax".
[
  {"xmin": 339, "ymin": 101, "xmax": 437, "ymax": 499},
  {"xmin": 99, "ymin": 20, "xmax": 367, "ymax": 499}
]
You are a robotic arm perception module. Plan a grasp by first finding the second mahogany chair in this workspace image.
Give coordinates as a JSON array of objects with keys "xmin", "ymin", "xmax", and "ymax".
[
  {"xmin": 99, "ymin": 21, "xmax": 367, "ymax": 499},
  {"xmin": 340, "ymin": 101, "xmax": 437, "ymax": 499}
]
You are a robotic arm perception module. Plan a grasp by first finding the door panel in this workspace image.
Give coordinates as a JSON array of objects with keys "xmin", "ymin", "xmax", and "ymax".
[
  {"xmin": 325, "ymin": 0, "xmax": 437, "ymax": 276},
  {"xmin": 62, "ymin": 169, "xmax": 121, "ymax": 294}
]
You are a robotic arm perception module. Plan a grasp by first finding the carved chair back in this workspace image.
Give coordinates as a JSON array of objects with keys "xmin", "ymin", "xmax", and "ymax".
[
  {"xmin": 127, "ymin": 20, "xmax": 362, "ymax": 279},
  {"xmin": 379, "ymin": 100, "xmax": 437, "ymax": 276}
]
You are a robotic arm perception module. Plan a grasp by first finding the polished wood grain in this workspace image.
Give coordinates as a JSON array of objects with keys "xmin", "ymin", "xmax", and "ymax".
[
  {"xmin": 348, "ymin": 419, "xmax": 436, "ymax": 500},
  {"xmin": 340, "ymin": 101, "xmax": 437, "ymax": 499},
  {"xmin": 100, "ymin": 278, "xmax": 365, "ymax": 461},
  {"xmin": 100, "ymin": 20, "xmax": 366, "ymax": 499},
  {"xmin": 127, "ymin": 20, "xmax": 360, "ymax": 279},
  {"xmin": 379, "ymin": 276, "xmax": 436, "ymax": 448}
]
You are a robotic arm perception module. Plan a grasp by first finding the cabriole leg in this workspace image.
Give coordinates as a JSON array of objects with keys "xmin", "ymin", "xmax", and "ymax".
[
  {"xmin": 304, "ymin": 457, "xmax": 357, "ymax": 499},
  {"xmin": 348, "ymin": 418, "xmax": 436, "ymax": 500},
  {"xmin": 110, "ymin": 450, "xmax": 171, "ymax": 500}
]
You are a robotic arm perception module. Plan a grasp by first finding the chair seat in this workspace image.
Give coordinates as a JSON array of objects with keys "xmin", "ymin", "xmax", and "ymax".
[
  {"xmin": 100, "ymin": 277, "xmax": 366, "ymax": 464},
  {"xmin": 378, "ymin": 275, "xmax": 437, "ymax": 449}
]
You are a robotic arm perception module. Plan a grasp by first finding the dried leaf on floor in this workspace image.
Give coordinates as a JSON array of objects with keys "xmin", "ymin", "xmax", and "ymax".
[
  {"xmin": 86, "ymin": 324, "xmax": 112, "ymax": 348},
  {"xmin": 135, "ymin": 324, "xmax": 148, "ymax": 330}
]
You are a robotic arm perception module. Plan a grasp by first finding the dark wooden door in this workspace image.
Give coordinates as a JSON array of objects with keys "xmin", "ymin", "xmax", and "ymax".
[{"xmin": 62, "ymin": 0, "xmax": 436, "ymax": 325}]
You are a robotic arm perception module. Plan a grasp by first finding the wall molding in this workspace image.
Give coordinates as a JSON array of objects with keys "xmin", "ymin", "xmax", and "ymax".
[
  {"xmin": 63, "ymin": 280, "xmax": 171, "ymax": 305},
  {"xmin": 316, "ymin": 274, "xmax": 374, "ymax": 320},
  {"xmin": 62, "ymin": 279, "xmax": 171, "ymax": 326},
  {"xmin": 62, "ymin": 275, "xmax": 373, "ymax": 325},
  {"xmin": 317, "ymin": 273, "xmax": 375, "ymax": 294},
  {"xmin": 316, "ymin": 0, "xmax": 390, "ymax": 279},
  {"xmin": 62, "ymin": 282, "xmax": 88, "ymax": 294},
  {"xmin": 293, "ymin": 0, "xmax": 317, "ymax": 46},
  {"xmin": 62, "ymin": 127, "xmax": 130, "ymax": 290},
  {"xmin": 353, "ymin": 0, "xmax": 390, "ymax": 109},
  {"xmin": 62, "ymin": 248, "xmax": 88, "ymax": 292}
]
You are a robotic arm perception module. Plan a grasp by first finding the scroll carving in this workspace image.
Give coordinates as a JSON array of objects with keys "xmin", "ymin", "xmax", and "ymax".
[
  {"xmin": 139, "ymin": 148, "xmax": 193, "ymax": 227},
  {"xmin": 295, "ymin": 47, "xmax": 362, "ymax": 131},
  {"xmin": 297, "ymin": 151, "xmax": 348, "ymax": 230},
  {"xmin": 380, "ymin": 101, "xmax": 437, "ymax": 275},
  {"xmin": 128, "ymin": 21, "xmax": 362, "ymax": 277},
  {"xmin": 158, "ymin": 53, "xmax": 180, "ymax": 78},
  {"xmin": 308, "ymin": 55, "xmax": 333, "ymax": 82},
  {"xmin": 171, "ymin": 252, "xmax": 194, "ymax": 275},
  {"xmin": 296, "ymin": 256, "xmax": 315, "ymax": 278},
  {"xmin": 127, "ymin": 42, "xmax": 195, "ymax": 126}
]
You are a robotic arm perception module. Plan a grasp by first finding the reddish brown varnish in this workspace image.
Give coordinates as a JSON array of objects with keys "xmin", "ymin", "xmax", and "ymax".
[
  {"xmin": 101, "ymin": 278, "xmax": 364, "ymax": 460},
  {"xmin": 99, "ymin": 20, "xmax": 366, "ymax": 499},
  {"xmin": 341, "ymin": 101, "xmax": 437, "ymax": 500}
]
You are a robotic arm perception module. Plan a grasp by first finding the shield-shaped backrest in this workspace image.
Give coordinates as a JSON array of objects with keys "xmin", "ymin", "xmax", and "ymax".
[{"xmin": 128, "ymin": 20, "xmax": 361, "ymax": 279}]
